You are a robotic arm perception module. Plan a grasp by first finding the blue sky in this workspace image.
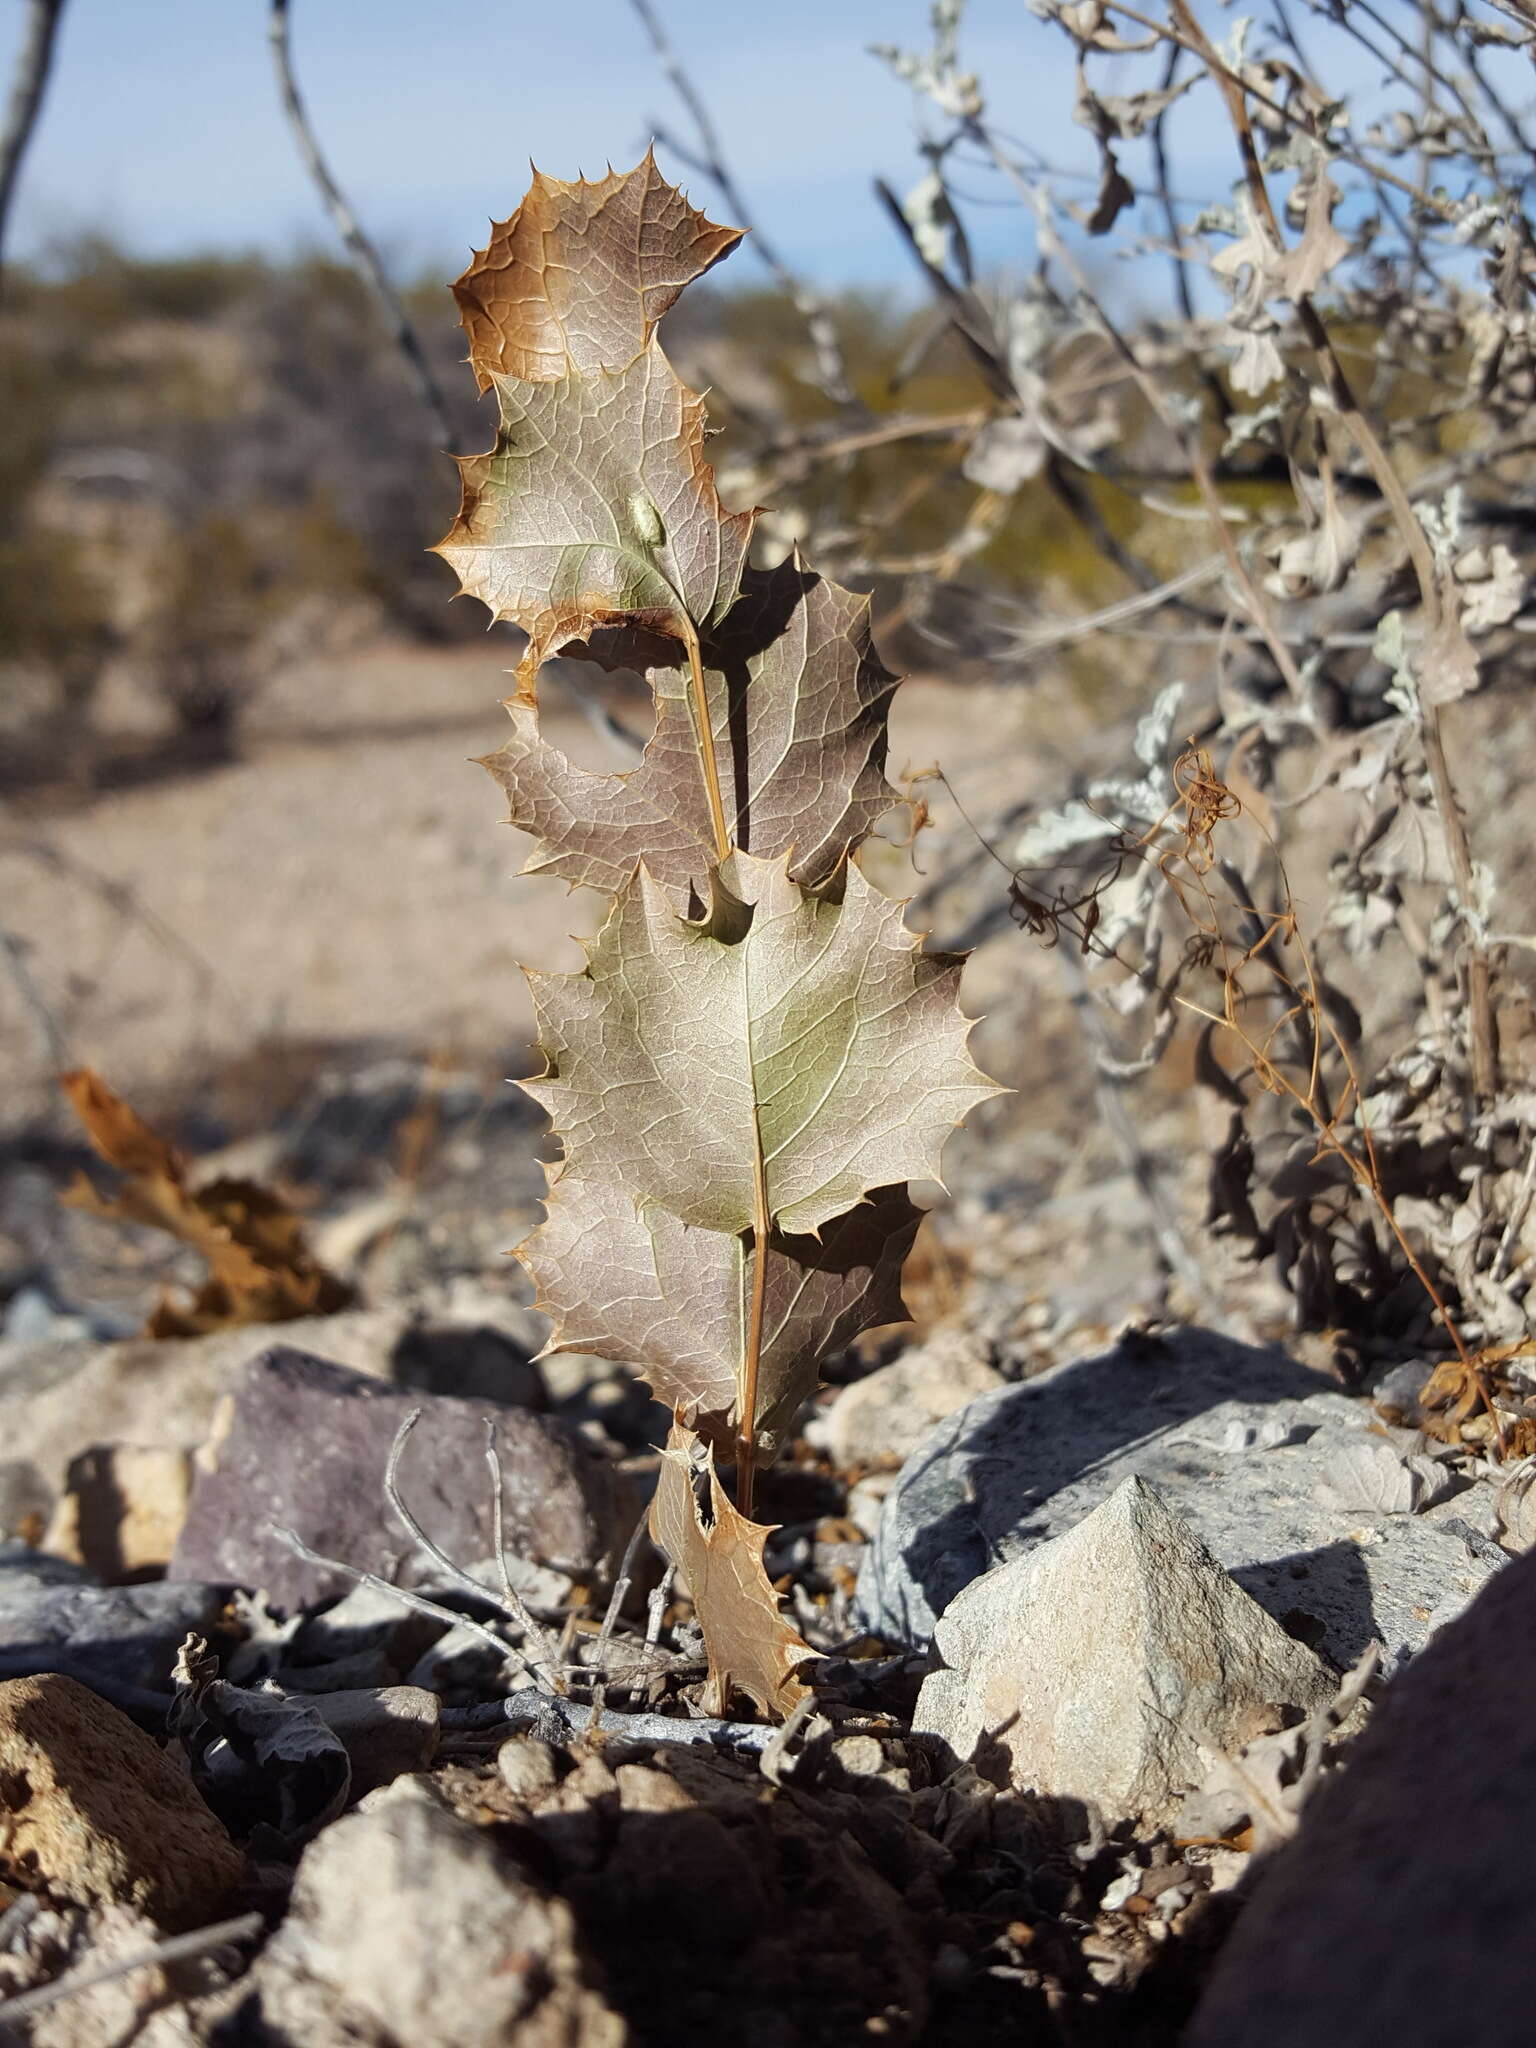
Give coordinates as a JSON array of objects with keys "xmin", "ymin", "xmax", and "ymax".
[
  {"xmin": 7, "ymin": 2, "xmax": 1506, "ymax": 296},
  {"xmin": 1, "ymin": 0, "xmax": 1179, "ymax": 288}
]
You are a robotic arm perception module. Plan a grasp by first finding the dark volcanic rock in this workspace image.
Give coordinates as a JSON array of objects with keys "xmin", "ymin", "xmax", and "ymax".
[
  {"xmin": 1188, "ymin": 1545, "xmax": 1535, "ymax": 2048},
  {"xmin": 0, "ymin": 1564, "xmax": 226, "ymax": 1702},
  {"xmin": 169, "ymin": 1347, "xmax": 629, "ymax": 1609}
]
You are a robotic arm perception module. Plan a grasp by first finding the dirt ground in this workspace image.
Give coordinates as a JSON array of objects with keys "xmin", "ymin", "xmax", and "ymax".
[{"xmin": 0, "ymin": 638, "xmax": 1056, "ymax": 1132}]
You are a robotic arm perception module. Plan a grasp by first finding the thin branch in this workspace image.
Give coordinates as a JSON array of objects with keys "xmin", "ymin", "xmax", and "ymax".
[
  {"xmin": 592, "ymin": 1505, "xmax": 653, "ymax": 1679},
  {"xmin": 0, "ymin": 0, "xmax": 65, "ymax": 305},
  {"xmin": 388, "ymin": 1408, "xmax": 563, "ymax": 1689},
  {"xmin": 266, "ymin": 0, "xmax": 461, "ymax": 454},
  {"xmin": 627, "ymin": 0, "xmax": 859, "ymax": 408},
  {"xmin": 0, "ymin": 917, "xmax": 66, "ymax": 1068},
  {"xmin": 1168, "ymin": 0, "xmax": 1502, "ymax": 1102},
  {"xmin": 441, "ymin": 1686, "xmax": 778, "ymax": 1752},
  {"xmin": 0, "ymin": 1912, "xmax": 264, "ymax": 2029},
  {"xmin": 272, "ymin": 1524, "xmax": 530, "ymax": 1675}
]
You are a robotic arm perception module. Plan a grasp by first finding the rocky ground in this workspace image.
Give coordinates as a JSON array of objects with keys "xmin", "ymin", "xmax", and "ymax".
[
  {"xmin": 1, "ymin": 1035, "xmax": 1532, "ymax": 2048},
  {"xmin": 3, "ymin": 643, "xmax": 1534, "ymax": 2042}
]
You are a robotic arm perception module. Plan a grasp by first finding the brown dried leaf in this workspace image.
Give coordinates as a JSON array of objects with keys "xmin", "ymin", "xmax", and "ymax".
[
  {"xmin": 650, "ymin": 1419, "xmax": 818, "ymax": 1718},
  {"xmin": 60, "ymin": 1068, "xmax": 351, "ymax": 1338},
  {"xmin": 522, "ymin": 852, "xmax": 1001, "ymax": 1239},
  {"xmin": 522, "ymin": 1174, "xmax": 920, "ymax": 1463},
  {"xmin": 436, "ymin": 158, "xmax": 754, "ymax": 696},
  {"xmin": 453, "ymin": 152, "xmax": 741, "ymax": 391},
  {"xmin": 479, "ymin": 559, "xmax": 898, "ymax": 906}
]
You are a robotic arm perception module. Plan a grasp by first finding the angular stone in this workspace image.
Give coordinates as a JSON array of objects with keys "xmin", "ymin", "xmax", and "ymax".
[
  {"xmin": 1189, "ymin": 1545, "xmax": 1536, "ymax": 2047},
  {"xmin": 169, "ymin": 1348, "xmax": 628, "ymax": 1610},
  {"xmin": 856, "ymin": 1327, "xmax": 1499, "ymax": 1666},
  {"xmin": 914, "ymin": 1477, "xmax": 1335, "ymax": 1825},
  {"xmin": 43, "ymin": 1445, "xmax": 195, "ymax": 1581},
  {"xmin": 240, "ymin": 1776, "xmax": 625, "ymax": 2047},
  {"xmin": 308, "ymin": 1686, "xmax": 441, "ymax": 1795},
  {"xmin": 0, "ymin": 1673, "xmax": 244, "ymax": 1928},
  {"xmin": 821, "ymin": 1331, "xmax": 1004, "ymax": 1472},
  {"xmin": 0, "ymin": 1575, "xmax": 227, "ymax": 1701},
  {"xmin": 0, "ymin": 1305, "xmax": 542, "ymax": 1536}
]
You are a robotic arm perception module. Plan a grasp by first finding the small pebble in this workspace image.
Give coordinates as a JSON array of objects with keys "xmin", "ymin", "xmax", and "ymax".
[{"xmin": 498, "ymin": 1735, "xmax": 559, "ymax": 1797}]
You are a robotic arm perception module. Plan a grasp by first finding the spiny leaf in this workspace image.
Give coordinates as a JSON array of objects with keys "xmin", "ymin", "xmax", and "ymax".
[
  {"xmin": 60, "ymin": 1068, "xmax": 351, "ymax": 1339},
  {"xmin": 521, "ymin": 1173, "xmax": 920, "ymax": 1463},
  {"xmin": 479, "ymin": 558, "xmax": 899, "ymax": 907},
  {"xmin": 434, "ymin": 343, "xmax": 754, "ymax": 695},
  {"xmin": 650, "ymin": 1420, "xmax": 818, "ymax": 1718},
  {"xmin": 454, "ymin": 151, "xmax": 742, "ymax": 390},
  {"xmin": 522, "ymin": 851, "xmax": 1001, "ymax": 1239}
]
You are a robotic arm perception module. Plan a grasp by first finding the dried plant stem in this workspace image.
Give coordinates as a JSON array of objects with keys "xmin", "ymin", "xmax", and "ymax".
[
  {"xmin": 0, "ymin": 1912, "xmax": 264, "ymax": 2029},
  {"xmin": 970, "ymin": 124, "xmax": 1310, "ymax": 703},
  {"xmin": 626, "ymin": 0, "xmax": 856, "ymax": 407},
  {"xmin": 1169, "ymin": 0, "xmax": 1500, "ymax": 1103},
  {"xmin": 272, "ymin": 1524, "xmax": 541, "ymax": 1678},
  {"xmin": 592, "ymin": 1505, "xmax": 652, "ymax": 1676},
  {"xmin": 0, "ymin": 0, "xmax": 64, "ymax": 304},
  {"xmin": 1172, "ymin": 828, "xmax": 1503, "ymax": 1447},
  {"xmin": 0, "ymin": 917, "xmax": 66, "ymax": 1068},
  {"xmin": 681, "ymin": 617, "xmax": 731, "ymax": 863},
  {"xmin": 267, "ymin": 0, "xmax": 460, "ymax": 454},
  {"xmin": 737, "ymin": 1154, "xmax": 772, "ymax": 1518},
  {"xmin": 1105, "ymin": 0, "xmax": 1461, "ymax": 223},
  {"xmin": 390, "ymin": 1408, "xmax": 564, "ymax": 1687},
  {"xmin": 678, "ymin": 602, "xmax": 772, "ymax": 1511}
]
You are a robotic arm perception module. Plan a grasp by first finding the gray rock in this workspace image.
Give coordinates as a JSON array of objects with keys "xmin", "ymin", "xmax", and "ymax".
[
  {"xmin": 1188, "ymin": 1542, "xmax": 1536, "ymax": 2048},
  {"xmin": 914, "ymin": 1477, "xmax": 1336, "ymax": 1826},
  {"xmin": 0, "ymin": 1575, "xmax": 226, "ymax": 1700},
  {"xmin": 168, "ymin": 1348, "xmax": 629, "ymax": 1610},
  {"xmin": 820, "ymin": 1331, "xmax": 1005, "ymax": 1471},
  {"xmin": 536, "ymin": 1349, "xmax": 668, "ymax": 1449},
  {"xmin": 308, "ymin": 1685, "xmax": 441, "ymax": 1794},
  {"xmin": 0, "ymin": 1304, "xmax": 541, "ymax": 1536},
  {"xmin": 0, "ymin": 1538, "xmax": 95, "ymax": 1593},
  {"xmin": 288, "ymin": 1581, "xmax": 446, "ymax": 1681},
  {"xmin": 856, "ymin": 1327, "xmax": 1499, "ymax": 1667},
  {"xmin": 240, "ymin": 1775, "xmax": 625, "ymax": 2047}
]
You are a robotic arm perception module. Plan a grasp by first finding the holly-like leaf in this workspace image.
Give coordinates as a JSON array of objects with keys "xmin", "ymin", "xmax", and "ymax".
[
  {"xmin": 453, "ymin": 152, "xmax": 742, "ymax": 390},
  {"xmin": 479, "ymin": 559, "xmax": 898, "ymax": 905},
  {"xmin": 521, "ymin": 1174, "xmax": 920, "ymax": 1462},
  {"xmin": 434, "ymin": 344, "xmax": 754, "ymax": 694},
  {"xmin": 650, "ymin": 1420, "xmax": 818, "ymax": 1718},
  {"xmin": 522, "ymin": 852, "xmax": 1001, "ymax": 1239}
]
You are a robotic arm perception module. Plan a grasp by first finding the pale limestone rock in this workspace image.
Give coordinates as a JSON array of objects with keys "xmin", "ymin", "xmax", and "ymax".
[
  {"xmin": 823, "ymin": 1331, "xmax": 1004, "ymax": 1471},
  {"xmin": 914, "ymin": 1476, "xmax": 1335, "ymax": 1825}
]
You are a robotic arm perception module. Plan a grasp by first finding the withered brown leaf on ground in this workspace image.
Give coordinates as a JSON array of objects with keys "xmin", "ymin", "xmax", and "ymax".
[
  {"xmin": 60, "ymin": 1068, "xmax": 351, "ymax": 1338},
  {"xmin": 522, "ymin": 1175, "xmax": 920, "ymax": 1463},
  {"xmin": 480, "ymin": 558, "xmax": 899, "ymax": 908},
  {"xmin": 650, "ymin": 1420, "xmax": 819, "ymax": 1718}
]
